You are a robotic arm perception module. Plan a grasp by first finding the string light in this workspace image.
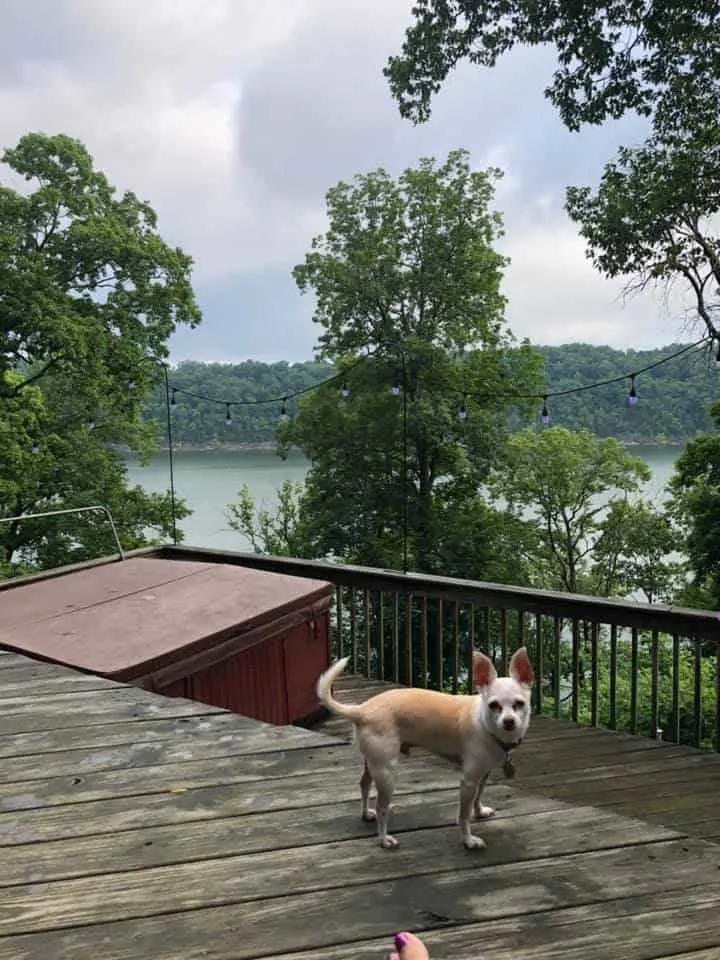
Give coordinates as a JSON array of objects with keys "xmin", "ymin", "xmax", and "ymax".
[
  {"xmin": 158, "ymin": 335, "xmax": 711, "ymax": 427},
  {"xmin": 541, "ymin": 397, "xmax": 550, "ymax": 426},
  {"xmin": 126, "ymin": 377, "xmax": 135, "ymax": 391},
  {"xmin": 31, "ymin": 440, "xmax": 39, "ymax": 453},
  {"xmin": 280, "ymin": 399, "xmax": 288, "ymax": 420},
  {"xmin": 87, "ymin": 418, "xmax": 95, "ymax": 430},
  {"xmin": 224, "ymin": 403, "xmax": 232, "ymax": 426}
]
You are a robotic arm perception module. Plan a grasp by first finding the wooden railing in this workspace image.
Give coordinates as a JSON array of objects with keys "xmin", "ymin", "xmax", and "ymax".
[{"xmin": 161, "ymin": 545, "xmax": 720, "ymax": 753}]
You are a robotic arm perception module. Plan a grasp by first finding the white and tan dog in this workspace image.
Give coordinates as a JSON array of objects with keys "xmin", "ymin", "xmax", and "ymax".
[{"xmin": 316, "ymin": 647, "xmax": 534, "ymax": 850}]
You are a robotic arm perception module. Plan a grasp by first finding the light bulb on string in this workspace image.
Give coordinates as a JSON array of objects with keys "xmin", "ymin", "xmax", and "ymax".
[
  {"xmin": 458, "ymin": 397, "xmax": 467, "ymax": 420},
  {"xmin": 170, "ymin": 389, "xmax": 177, "ymax": 407},
  {"xmin": 31, "ymin": 440, "xmax": 39, "ymax": 454},
  {"xmin": 224, "ymin": 403, "xmax": 232, "ymax": 426},
  {"xmin": 627, "ymin": 375, "xmax": 638, "ymax": 406},
  {"xmin": 341, "ymin": 381, "xmax": 349, "ymax": 398},
  {"xmin": 126, "ymin": 377, "xmax": 135, "ymax": 391},
  {"xmin": 87, "ymin": 418, "xmax": 95, "ymax": 430},
  {"xmin": 540, "ymin": 397, "xmax": 550, "ymax": 426},
  {"xmin": 280, "ymin": 399, "xmax": 288, "ymax": 421},
  {"xmin": 391, "ymin": 383, "xmax": 400, "ymax": 396}
]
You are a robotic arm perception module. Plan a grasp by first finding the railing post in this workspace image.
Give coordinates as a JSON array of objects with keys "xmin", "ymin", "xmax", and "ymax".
[
  {"xmin": 571, "ymin": 619, "xmax": 580, "ymax": 724},
  {"xmin": 405, "ymin": 593, "xmax": 413, "ymax": 687},
  {"xmin": 534, "ymin": 613, "xmax": 544, "ymax": 716},
  {"xmin": 630, "ymin": 628, "xmax": 639, "ymax": 735},
  {"xmin": 452, "ymin": 601, "xmax": 460, "ymax": 695},
  {"xmin": 694, "ymin": 639, "xmax": 703, "ymax": 748},
  {"xmin": 650, "ymin": 630, "xmax": 659, "ymax": 741},
  {"xmin": 364, "ymin": 589, "xmax": 371, "ymax": 679},
  {"xmin": 609, "ymin": 625, "xmax": 618, "ymax": 730}
]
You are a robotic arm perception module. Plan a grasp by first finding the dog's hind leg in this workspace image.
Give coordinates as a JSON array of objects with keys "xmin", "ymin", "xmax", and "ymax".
[
  {"xmin": 369, "ymin": 761, "xmax": 399, "ymax": 850},
  {"xmin": 360, "ymin": 760, "xmax": 375, "ymax": 821},
  {"xmin": 472, "ymin": 773, "xmax": 495, "ymax": 820}
]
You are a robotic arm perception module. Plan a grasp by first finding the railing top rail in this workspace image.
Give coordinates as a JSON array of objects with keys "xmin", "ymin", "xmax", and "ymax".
[
  {"xmin": 159, "ymin": 545, "xmax": 720, "ymax": 641},
  {"xmin": 2, "ymin": 541, "xmax": 717, "ymax": 641}
]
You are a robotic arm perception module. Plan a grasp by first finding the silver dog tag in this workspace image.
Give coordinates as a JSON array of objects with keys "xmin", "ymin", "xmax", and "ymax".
[{"xmin": 503, "ymin": 756, "xmax": 516, "ymax": 779}]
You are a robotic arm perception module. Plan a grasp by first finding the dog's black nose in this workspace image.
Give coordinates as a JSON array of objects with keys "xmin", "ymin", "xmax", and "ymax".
[{"xmin": 503, "ymin": 717, "xmax": 516, "ymax": 731}]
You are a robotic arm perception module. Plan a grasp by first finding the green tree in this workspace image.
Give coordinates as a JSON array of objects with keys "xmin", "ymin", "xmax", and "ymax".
[
  {"xmin": 667, "ymin": 405, "xmax": 720, "ymax": 608},
  {"xmin": 0, "ymin": 373, "xmax": 189, "ymax": 573},
  {"xmin": 566, "ymin": 132, "xmax": 720, "ymax": 342},
  {"xmin": 1, "ymin": 133, "xmax": 200, "ymax": 399},
  {"xmin": 489, "ymin": 426, "xmax": 651, "ymax": 594},
  {"xmin": 0, "ymin": 132, "xmax": 199, "ymax": 572},
  {"xmin": 590, "ymin": 499, "xmax": 685, "ymax": 602},
  {"xmin": 219, "ymin": 151, "xmax": 542, "ymax": 578},
  {"xmin": 226, "ymin": 481, "xmax": 310, "ymax": 557},
  {"xmin": 278, "ymin": 149, "xmax": 541, "ymax": 577},
  {"xmin": 385, "ymin": 1, "xmax": 719, "ymax": 131}
]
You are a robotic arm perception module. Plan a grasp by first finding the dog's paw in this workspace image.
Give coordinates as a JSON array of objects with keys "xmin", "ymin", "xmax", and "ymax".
[
  {"xmin": 474, "ymin": 804, "xmax": 495, "ymax": 820},
  {"xmin": 463, "ymin": 834, "xmax": 487, "ymax": 851},
  {"xmin": 362, "ymin": 809, "xmax": 377, "ymax": 822},
  {"xmin": 380, "ymin": 834, "xmax": 400, "ymax": 850}
]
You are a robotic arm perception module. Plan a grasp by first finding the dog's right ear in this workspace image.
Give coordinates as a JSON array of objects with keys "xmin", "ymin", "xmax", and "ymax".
[{"xmin": 472, "ymin": 651, "xmax": 497, "ymax": 692}]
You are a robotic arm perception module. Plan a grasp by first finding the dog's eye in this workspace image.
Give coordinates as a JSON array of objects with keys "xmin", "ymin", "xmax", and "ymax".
[
  {"xmin": 488, "ymin": 700, "xmax": 501, "ymax": 711},
  {"xmin": 513, "ymin": 700, "xmax": 526, "ymax": 711}
]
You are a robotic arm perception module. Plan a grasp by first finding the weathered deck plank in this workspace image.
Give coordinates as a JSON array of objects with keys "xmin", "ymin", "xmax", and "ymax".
[{"xmin": 2, "ymin": 652, "xmax": 720, "ymax": 960}]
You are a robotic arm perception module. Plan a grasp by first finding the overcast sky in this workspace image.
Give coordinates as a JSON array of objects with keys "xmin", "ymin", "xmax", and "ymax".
[{"xmin": 1, "ymin": 0, "xmax": 697, "ymax": 363}]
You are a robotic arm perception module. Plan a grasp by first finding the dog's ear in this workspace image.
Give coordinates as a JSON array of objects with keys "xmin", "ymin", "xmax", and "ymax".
[
  {"xmin": 509, "ymin": 646, "xmax": 535, "ymax": 688},
  {"xmin": 472, "ymin": 651, "xmax": 497, "ymax": 692}
]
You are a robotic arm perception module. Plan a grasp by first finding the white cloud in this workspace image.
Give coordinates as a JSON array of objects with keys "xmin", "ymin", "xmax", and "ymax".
[{"xmin": 0, "ymin": 0, "xmax": 705, "ymax": 362}]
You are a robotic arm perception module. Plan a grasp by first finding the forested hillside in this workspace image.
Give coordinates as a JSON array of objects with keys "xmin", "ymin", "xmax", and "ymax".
[
  {"xmin": 534, "ymin": 343, "xmax": 719, "ymax": 441},
  {"xmin": 144, "ymin": 344, "xmax": 719, "ymax": 447},
  {"xmin": 144, "ymin": 359, "xmax": 332, "ymax": 446}
]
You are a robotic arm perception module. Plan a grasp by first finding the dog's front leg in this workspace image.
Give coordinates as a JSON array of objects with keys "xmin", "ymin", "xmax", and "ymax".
[
  {"xmin": 458, "ymin": 773, "xmax": 486, "ymax": 850},
  {"xmin": 472, "ymin": 774, "xmax": 494, "ymax": 820}
]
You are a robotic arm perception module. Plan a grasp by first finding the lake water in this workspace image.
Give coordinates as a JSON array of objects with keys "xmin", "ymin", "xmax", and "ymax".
[{"xmin": 124, "ymin": 443, "xmax": 682, "ymax": 552}]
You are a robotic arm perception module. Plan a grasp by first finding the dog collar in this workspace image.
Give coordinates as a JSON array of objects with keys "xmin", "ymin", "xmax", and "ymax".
[
  {"xmin": 488, "ymin": 732, "xmax": 523, "ymax": 753},
  {"xmin": 488, "ymin": 733, "xmax": 523, "ymax": 780}
]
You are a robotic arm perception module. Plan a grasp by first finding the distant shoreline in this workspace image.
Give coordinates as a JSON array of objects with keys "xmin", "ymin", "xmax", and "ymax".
[{"xmin": 135, "ymin": 438, "xmax": 688, "ymax": 456}]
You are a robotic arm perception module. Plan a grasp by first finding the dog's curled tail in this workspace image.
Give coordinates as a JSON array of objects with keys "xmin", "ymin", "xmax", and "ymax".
[{"xmin": 316, "ymin": 656, "xmax": 364, "ymax": 720}]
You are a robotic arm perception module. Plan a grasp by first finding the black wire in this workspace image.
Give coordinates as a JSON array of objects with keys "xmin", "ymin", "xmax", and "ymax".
[
  {"xmin": 169, "ymin": 349, "xmax": 374, "ymax": 407},
  {"xmin": 166, "ymin": 336, "xmax": 715, "ymax": 409}
]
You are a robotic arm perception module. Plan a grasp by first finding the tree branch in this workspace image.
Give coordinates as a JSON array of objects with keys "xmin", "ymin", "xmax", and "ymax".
[{"xmin": 1, "ymin": 356, "xmax": 60, "ymax": 397}]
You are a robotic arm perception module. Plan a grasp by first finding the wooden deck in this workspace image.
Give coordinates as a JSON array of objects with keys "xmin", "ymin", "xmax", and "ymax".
[{"xmin": 2, "ymin": 653, "xmax": 720, "ymax": 959}]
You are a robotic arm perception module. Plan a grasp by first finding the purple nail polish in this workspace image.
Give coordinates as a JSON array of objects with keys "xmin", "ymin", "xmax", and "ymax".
[{"xmin": 394, "ymin": 933, "xmax": 411, "ymax": 950}]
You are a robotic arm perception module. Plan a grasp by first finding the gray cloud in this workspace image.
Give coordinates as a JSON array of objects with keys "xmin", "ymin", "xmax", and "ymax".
[{"xmin": 0, "ymin": 0, "xmax": 696, "ymax": 363}]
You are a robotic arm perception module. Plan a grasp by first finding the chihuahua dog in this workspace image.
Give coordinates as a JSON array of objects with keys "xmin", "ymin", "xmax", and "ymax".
[{"xmin": 316, "ymin": 647, "xmax": 534, "ymax": 850}]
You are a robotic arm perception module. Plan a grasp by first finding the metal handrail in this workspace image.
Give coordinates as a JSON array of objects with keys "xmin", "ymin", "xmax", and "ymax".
[{"xmin": 0, "ymin": 505, "xmax": 125, "ymax": 560}]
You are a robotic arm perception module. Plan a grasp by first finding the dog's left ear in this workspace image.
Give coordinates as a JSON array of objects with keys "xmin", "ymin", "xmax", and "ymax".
[
  {"xmin": 509, "ymin": 646, "xmax": 535, "ymax": 688},
  {"xmin": 472, "ymin": 651, "xmax": 497, "ymax": 692}
]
